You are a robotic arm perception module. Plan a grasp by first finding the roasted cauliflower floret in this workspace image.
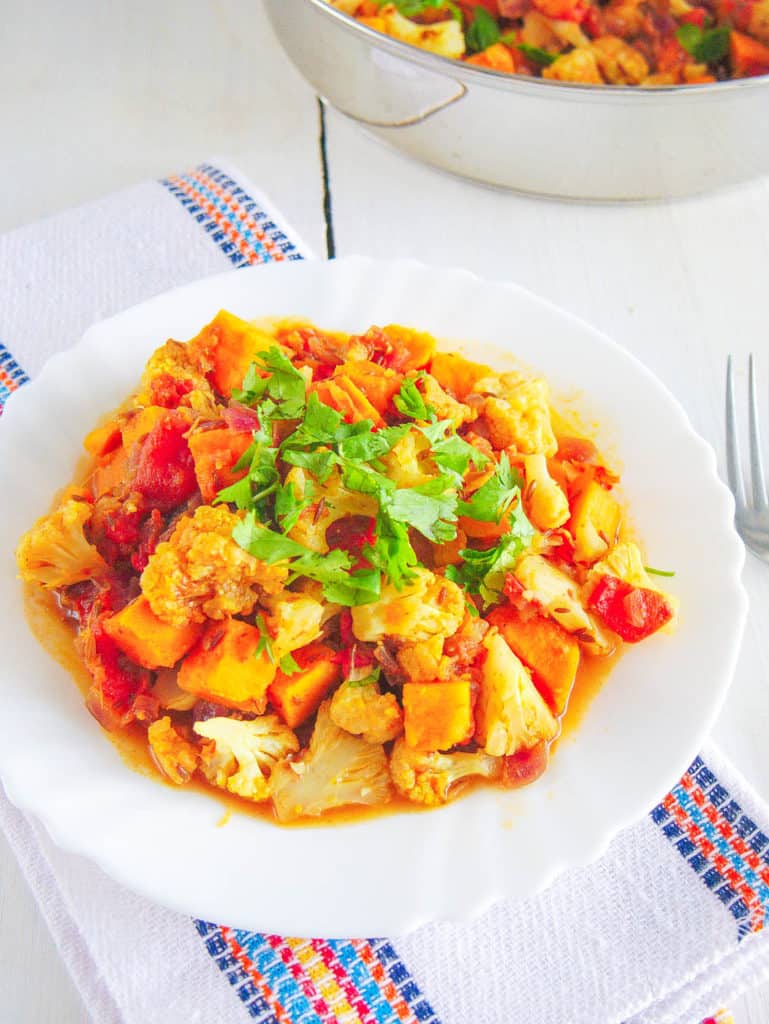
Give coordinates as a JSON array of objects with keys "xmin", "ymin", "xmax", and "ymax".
[
  {"xmin": 523, "ymin": 454, "xmax": 570, "ymax": 530},
  {"xmin": 481, "ymin": 377, "xmax": 558, "ymax": 456},
  {"xmin": 476, "ymin": 632, "xmax": 558, "ymax": 757},
  {"xmin": 194, "ymin": 715, "xmax": 299, "ymax": 802},
  {"xmin": 264, "ymin": 588, "xmax": 339, "ymax": 658},
  {"xmin": 542, "ymin": 48, "xmax": 604, "ymax": 83},
  {"xmin": 16, "ymin": 497, "xmax": 106, "ymax": 588},
  {"xmin": 351, "ymin": 568, "xmax": 464, "ymax": 644},
  {"xmin": 376, "ymin": 4, "xmax": 466, "ymax": 58},
  {"xmin": 147, "ymin": 716, "xmax": 199, "ymax": 784},
  {"xmin": 397, "ymin": 634, "xmax": 451, "ymax": 682},
  {"xmin": 141, "ymin": 505, "xmax": 286, "ymax": 626},
  {"xmin": 269, "ymin": 702, "xmax": 391, "ymax": 822},
  {"xmin": 287, "ymin": 467, "xmax": 378, "ymax": 554},
  {"xmin": 418, "ymin": 372, "xmax": 476, "ymax": 429},
  {"xmin": 590, "ymin": 35, "xmax": 649, "ymax": 84},
  {"xmin": 515, "ymin": 553, "xmax": 611, "ymax": 653},
  {"xmin": 389, "ymin": 739, "xmax": 501, "ymax": 807},
  {"xmin": 329, "ymin": 681, "xmax": 404, "ymax": 744},
  {"xmin": 381, "ymin": 429, "xmax": 436, "ymax": 489},
  {"xmin": 136, "ymin": 339, "xmax": 216, "ymax": 413}
]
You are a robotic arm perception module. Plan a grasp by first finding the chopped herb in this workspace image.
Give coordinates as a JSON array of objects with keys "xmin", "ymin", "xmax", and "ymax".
[
  {"xmin": 675, "ymin": 23, "xmax": 730, "ymax": 63},
  {"xmin": 644, "ymin": 566, "xmax": 676, "ymax": 578},
  {"xmin": 466, "ymin": 5, "xmax": 501, "ymax": 53},
  {"xmin": 457, "ymin": 453, "xmax": 522, "ymax": 523},
  {"xmin": 446, "ymin": 501, "xmax": 534, "ymax": 606},
  {"xmin": 255, "ymin": 613, "xmax": 275, "ymax": 663},
  {"xmin": 280, "ymin": 392, "xmax": 342, "ymax": 448},
  {"xmin": 385, "ymin": 0, "xmax": 462, "ymax": 22},
  {"xmin": 281, "ymin": 447, "xmax": 339, "ymax": 483},
  {"xmin": 514, "ymin": 42, "xmax": 557, "ymax": 66},
  {"xmin": 274, "ymin": 478, "xmax": 314, "ymax": 533},
  {"xmin": 278, "ymin": 652, "xmax": 302, "ymax": 675},
  {"xmin": 365, "ymin": 512, "xmax": 418, "ymax": 589},
  {"xmin": 214, "ymin": 475, "xmax": 254, "ymax": 511},
  {"xmin": 419, "ymin": 419, "xmax": 489, "ymax": 480},
  {"xmin": 323, "ymin": 567, "xmax": 382, "ymax": 607},
  {"xmin": 393, "ymin": 373, "xmax": 435, "ymax": 421},
  {"xmin": 387, "ymin": 474, "xmax": 458, "ymax": 543},
  {"xmin": 336, "ymin": 424, "xmax": 409, "ymax": 462}
]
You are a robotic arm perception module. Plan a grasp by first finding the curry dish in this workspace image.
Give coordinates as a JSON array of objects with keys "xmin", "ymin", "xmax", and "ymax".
[
  {"xmin": 330, "ymin": 0, "xmax": 769, "ymax": 85},
  {"xmin": 17, "ymin": 313, "xmax": 676, "ymax": 823}
]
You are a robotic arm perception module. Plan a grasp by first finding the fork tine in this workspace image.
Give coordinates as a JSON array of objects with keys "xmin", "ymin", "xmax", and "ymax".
[
  {"xmin": 748, "ymin": 353, "xmax": 768, "ymax": 508},
  {"xmin": 726, "ymin": 355, "xmax": 747, "ymax": 509}
]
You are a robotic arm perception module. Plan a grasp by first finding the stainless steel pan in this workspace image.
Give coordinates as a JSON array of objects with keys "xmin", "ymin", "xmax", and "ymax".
[{"xmin": 266, "ymin": 0, "xmax": 769, "ymax": 199}]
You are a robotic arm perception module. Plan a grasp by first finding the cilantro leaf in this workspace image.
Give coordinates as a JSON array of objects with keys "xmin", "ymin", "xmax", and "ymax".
[
  {"xmin": 275, "ymin": 478, "xmax": 314, "ymax": 533},
  {"xmin": 255, "ymin": 348, "xmax": 306, "ymax": 412},
  {"xmin": 466, "ymin": 5, "xmax": 501, "ymax": 53},
  {"xmin": 322, "ymin": 567, "xmax": 382, "ymax": 607},
  {"xmin": 393, "ymin": 374, "xmax": 435, "ymax": 421},
  {"xmin": 388, "ymin": 474, "xmax": 458, "ymax": 543},
  {"xmin": 255, "ymin": 613, "xmax": 275, "ymax": 663},
  {"xmin": 365, "ymin": 513, "xmax": 418, "ymax": 589},
  {"xmin": 214, "ymin": 475, "xmax": 254, "ymax": 511},
  {"xmin": 386, "ymin": 0, "xmax": 462, "ymax": 22},
  {"xmin": 514, "ymin": 42, "xmax": 556, "ymax": 66},
  {"xmin": 336, "ymin": 424, "xmax": 409, "ymax": 462},
  {"xmin": 231, "ymin": 363, "xmax": 269, "ymax": 406},
  {"xmin": 232, "ymin": 514, "xmax": 308, "ymax": 563},
  {"xmin": 457, "ymin": 453, "xmax": 522, "ymax": 523},
  {"xmin": 282, "ymin": 447, "xmax": 339, "ymax": 483},
  {"xmin": 340, "ymin": 458, "xmax": 396, "ymax": 499},
  {"xmin": 676, "ymin": 23, "xmax": 730, "ymax": 62},
  {"xmin": 418, "ymin": 420, "xmax": 489, "ymax": 480},
  {"xmin": 279, "ymin": 652, "xmax": 301, "ymax": 675},
  {"xmin": 445, "ymin": 503, "xmax": 534, "ymax": 607},
  {"xmin": 281, "ymin": 392, "xmax": 342, "ymax": 448}
]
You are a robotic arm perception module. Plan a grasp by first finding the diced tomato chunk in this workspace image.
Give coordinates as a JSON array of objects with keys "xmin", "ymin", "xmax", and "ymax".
[
  {"xmin": 133, "ymin": 411, "xmax": 197, "ymax": 512},
  {"xmin": 587, "ymin": 575, "xmax": 674, "ymax": 642},
  {"xmin": 148, "ymin": 373, "xmax": 195, "ymax": 409}
]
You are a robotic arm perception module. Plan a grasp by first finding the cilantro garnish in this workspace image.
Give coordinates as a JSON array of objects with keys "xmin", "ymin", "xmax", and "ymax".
[
  {"xmin": 418, "ymin": 419, "xmax": 489, "ymax": 480},
  {"xmin": 446, "ymin": 502, "xmax": 534, "ymax": 607},
  {"xmin": 274, "ymin": 478, "xmax": 315, "ymax": 533},
  {"xmin": 364, "ymin": 513, "xmax": 418, "ymax": 589},
  {"xmin": 457, "ymin": 453, "xmax": 522, "ymax": 523},
  {"xmin": 644, "ymin": 566, "xmax": 676, "ymax": 578},
  {"xmin": 233, "ymin": 513, "xmax": 378, "ymax": 606},
  {"xmin": 466, "ymin": 6, "xmax": 501, "ymax": 53},
  {"xmin": 393, "ymin": 374, "xmax": 435, "ymax": 421},
  {"xmin": 676, "ymin": 23, "xmax": 730, "ymax": 63},
  {"xmin": 388, "ymin": 474, "xmax": 458, "ymax": 543},
  {"xmin": 383, "ymin": 0, "xmax": 463, "ymax": 23},
  {"xmin": 255, "ymin": 613, "xmax": 275, "ymax": 663},
  {"xmin": 279, "ymin": 652, "xmax": 301, "ymax": 675},
  {"xmin": 514, "ymin": 42, "xmax": 556, "ymax": 66},
  {"xmin": 232, "ymin": 347, "xmax": 306, "ymax": 420}
]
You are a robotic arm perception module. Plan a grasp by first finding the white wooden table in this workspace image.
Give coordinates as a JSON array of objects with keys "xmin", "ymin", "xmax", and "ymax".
[{"xmin": 2, "ymin": 1, "xmax": 769, "ymax": 1020}]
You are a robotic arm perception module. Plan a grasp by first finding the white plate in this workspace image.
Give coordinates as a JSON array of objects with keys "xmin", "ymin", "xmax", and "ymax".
[{"xmin": 0, "ymin": 257, "xmax": 747, "ymax": 937}]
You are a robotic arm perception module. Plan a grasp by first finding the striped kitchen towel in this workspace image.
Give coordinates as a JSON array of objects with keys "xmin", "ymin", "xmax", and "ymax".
[{"xmin": 1, "ymin": 162, "xmax": 768, "ymax": 1024}]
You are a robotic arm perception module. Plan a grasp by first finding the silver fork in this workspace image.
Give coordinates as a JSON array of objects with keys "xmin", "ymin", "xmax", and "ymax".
[{"xmin": 726, "ymin": 354, "xmax": 769, "ymax": 564}]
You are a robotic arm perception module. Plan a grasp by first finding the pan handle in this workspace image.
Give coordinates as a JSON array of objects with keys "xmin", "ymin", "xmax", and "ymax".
[{"xmin": 327, "ymin": 80, "xmax": 467, "ymax": 128}]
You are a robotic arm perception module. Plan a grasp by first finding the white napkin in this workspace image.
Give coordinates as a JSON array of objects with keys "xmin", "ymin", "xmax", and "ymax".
[{"xmin": 1, "ymin": 161, "xmax": 767, "ymax": 1024}]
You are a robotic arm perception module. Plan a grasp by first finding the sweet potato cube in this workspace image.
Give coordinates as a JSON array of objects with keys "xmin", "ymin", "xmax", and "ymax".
[
  {"xmin": 188, "ymin": 427, "xmax": 253, "ymax": 503},
  {"xmin": 178, "ymin": 619, "xmax": 276, "ymax": 713},
  {"xmin": 488, "ymin": 606, "xmax": 580, "ymax": 714},
  {"xmin": 380, "ymin": 325, "xmax": 436, "ymax": 373},
  {"xmin": 89, "ymin": 446, "xmax": 130, "ymax": 499},
  {"xmin": 402, "ymin": 680, "xmax": 473, "ymax": 752},
  {"xmin": 190, "ymin": 310, "xmax": 276, "ymax": 398},
  {"xmin": 103, "ymin": 596, "xmax": 203, "ymax": 670},
  {"xmin": 569, "ymin": 479, "xmax": 622, "ymax": 564},
  {"xmin": 429, "ymin": 351, "xmax": 491, "ymax": 400},
  {"xmin": 312, "ymin": 377, "xmax": 385, "ymax": 427},
  {"xmin": 333, "ymin": 360, "xmax": 403, "ymax": 414},
  {"xmin": 268, "ymin": 644, "xmax": 342, "ymax": 728}
]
